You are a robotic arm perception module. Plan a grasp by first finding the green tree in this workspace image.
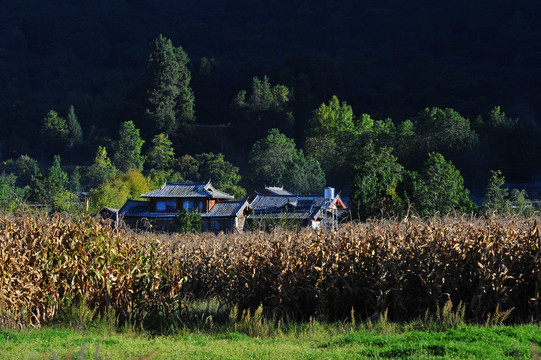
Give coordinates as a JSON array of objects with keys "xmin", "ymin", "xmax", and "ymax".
[
  {"xmin": 249, "ymin": 128, "xmax": 297, "ymax": 189},
  {"xmin": 481, "ymin": 169, "xmax": 535, "ymax": 217},
  {"xmin": 42, "ymin": 110, "xmax": 69, "ymax": 147},
  {"xmin": 48, "ymin": 155, "xmax": 68, "ymax": 191},
  {"xmin": 308, "ymin": 95, "xmax": 355, "ymax": 139},
  {"xmin": 90, "ymin": 180, "xmax": 129, "ymax": 211},
  {"xmin": 482, "ymin": 170, "xmax": 509, "ymax": 216},
  {"xmin": 113, "ymin": 121, "xmax": 145, "ymax": 172},
  {"xmin": 487, "ymin": 106, "xmax": 518, "ymax": 129},
  {"xmin": 146, "ymin": 133, "xmax": 175, "ymax": 170},
  {"xmin": 147, "ymin": 169, "xmax": 183, "ymax": 189},
  {"xmin": 86, "ymin": 146, "xmax": 117, "ymax": 188},
  {"xmin": 305, "ymin": 96, "xmax": 352, "ymax": 181},
  {"xmin": 232, "ymin": 76, "xmax": 293, "ymax": 149},
  {"xmin": 305, "ymin": 96, "xmax": 374, "ymax": 187},
  {"xmin": 193, "ymin": 152, "xmax": 246, "ymax": 199},
  {"xmin": 0, "ymin": 172, "xmax": 17, "ymax": 199},
  {"xmin": 176, "ymin": 154, "xmax": 199, "ymax": 181},
  {"xmin": 289, "ymin": 154, "xmax": 326, "ymax": 194},
  {"xmin": 392, "ymin": 119, "xmax": 416, "ymax": 164},
  {"xmin": 27, "ymin": 155, "xmax": 77, "ymax": 212},
  {"xmin": 145, "ymin": 34, "xmax": 195, "ymax": 136},
  {"xmin": 15, "ymin": 154, "xmax": 39, "ymax": 187},
  {"xmin": 0, "ymin": 173, "xmax": 25, "ymax": 211},
  {"xmin": 304, "ymin": 136, "xmax": 338, "ymax": 176},
  {"xmin": 117, "ymin": 169, "xmax": 150, "ymax": 200},
  {"xmin": 350, "ymin": 144, "xmax": 404, "ymax": 220},
  {"xmin": 249, "ymin": 76, "xmax": 290, "ymax": 111},
  {"xmin": 416, "ymin": 107, "xmax": 478, "ymax": 154},
  {"xmin": 69, "ymin": 166, "xmax": 82, "ymax": 193},
  {"xmin": 248, "ymin": 129, "xmax": 325, "ymax": 193},
  {"xmin": 175, "ymin": 209, "xmax": 202, "ymax": 233},
  {"xmin": 403, "ymin": 152, "xmax": 475, "ymax": 216},
  {"xmin": 90, "ymin": 169, "xmax": 149, "ymax": 211},
  {"xmin": 66, "ymin": 105, "xmax": 83, "ymax": 147},
  {"xmin": 510, "ymin": 188, "xmax": 535, "ymax": 217}
]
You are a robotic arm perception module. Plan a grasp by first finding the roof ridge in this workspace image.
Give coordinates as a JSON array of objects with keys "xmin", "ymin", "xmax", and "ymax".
[
  {"xmin": 166, "ymin": 181, "xmax": 206, "ymax": 185},
  {"xmin": 256, "ymin": 193, "xmax": 297, "ymax": 197}
]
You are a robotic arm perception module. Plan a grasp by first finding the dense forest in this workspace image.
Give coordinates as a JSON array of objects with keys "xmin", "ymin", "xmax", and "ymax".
[{"xmin": 1, "ymin": 1, "xmax": 541, "ymax": 217}]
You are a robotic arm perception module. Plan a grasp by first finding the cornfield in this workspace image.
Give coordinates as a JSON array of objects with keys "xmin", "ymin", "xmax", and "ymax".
[
  {"xmin": 166, "ymin": 216, "xmax": 541, "ymax": 323},
  {"xmin": 1, "ymin": 213, "xmax": 541, "ymax": 329},
  {"xmin": 0, "ymin": 213, "xmax": 178, "ymax": 329}
]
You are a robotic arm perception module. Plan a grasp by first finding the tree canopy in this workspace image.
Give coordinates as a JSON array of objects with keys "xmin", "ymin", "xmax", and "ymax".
[
  {"xmin": 232, "ymin": 76, "xmax": 294, "ymax": 150},
  {"xmin": 248, "ymin": 128, "xmax": 325, "ymax": 194},
  {"xmin": 192, "ymin": 153, "xmax": 246, "ymax": 199},
  {"xmin": 350, "ymin": 143, "xmax": 404, "ymax": 220},
  {"xmin": 144, "ymin": 34, "xmax": 195, "ymax": 137},
  {"xmin": 401, "ymin": 152, "xmax": 475, "ymax": 216},
  {"xmin": 146, "ymin": 133, "xmax": 175, "ymax": 170},
  {"xmin": 415, "ymin": 107, "xmax": 478, "ymax": 154},
  {"xmin": 113, "ymin": 121, "xmax": 145, "ymax": 172}
]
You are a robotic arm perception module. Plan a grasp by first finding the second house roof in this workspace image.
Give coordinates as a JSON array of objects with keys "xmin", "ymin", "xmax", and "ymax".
[{"xmin": 141, "ymin": 181, "xmax": 234, "ymax": 200}]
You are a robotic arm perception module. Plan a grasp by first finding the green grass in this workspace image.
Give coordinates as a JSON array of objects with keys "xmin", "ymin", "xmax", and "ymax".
[{"xmin": 1, "ymin": 323, "xmax": 540, "ymax": 359}]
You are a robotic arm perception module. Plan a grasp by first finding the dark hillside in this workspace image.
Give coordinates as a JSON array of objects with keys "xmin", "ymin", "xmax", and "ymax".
[{"xmin": 1, "ymin": 0, "xmax": 540, "ymax": 185}]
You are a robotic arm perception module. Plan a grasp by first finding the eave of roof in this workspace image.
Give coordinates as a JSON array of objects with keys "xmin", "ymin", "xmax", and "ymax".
[
  {"xmin": 247, "ymin": 211, "xmax": 316, "ymax": 220},
  {"xmin": 118, "ymin": 200, "xmax": 183, "ymax": 219}
]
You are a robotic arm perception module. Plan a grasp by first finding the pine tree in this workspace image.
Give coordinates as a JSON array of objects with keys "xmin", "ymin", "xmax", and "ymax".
[
  {"xmin": 147, "ymin": 133, "xmax": 175, "ymax": 170},
  {"xmin": 42, "ymin": 110, "xmax": 69, "ymax": 144},
  {"xmin": 232, "ymin": 76, "xmax": 293, "ymax": 150},
  {"xmin": 173, "ymin": 44, "xmax": 195, "ymax": 124},
  {"xmin": 28, "ymin": 155, "xmax": 75, "ymax": 212},
  {"xmin": 66, "ymin": 105, "xmax": 82, "ymax": 147},
  {"xmin": 113, "ymin": 121, "xmax": 145, "ymax": 172},
  {"xmin": 145, "ymin": 35, "xmax": 195, "ymax": 137},
  {"xmin": 482, "ymin": 170, "xmax": 509, "ymax": 216},
  {"xmin": 87, "ymin": 146, "xmax": 117, "ymax": 188}
]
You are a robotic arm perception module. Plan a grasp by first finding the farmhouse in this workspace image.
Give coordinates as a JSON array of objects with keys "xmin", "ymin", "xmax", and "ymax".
[
  {"xmin": 116, "ymin": 181, "xmax": 249, "ymax": 232},
  {"xmin": 113, "ymin": 182, "xmax": 347, "ymax": 233},
  {"xmin": 247, "ymin": 187, "xmax": 348, "ymax": 230}
]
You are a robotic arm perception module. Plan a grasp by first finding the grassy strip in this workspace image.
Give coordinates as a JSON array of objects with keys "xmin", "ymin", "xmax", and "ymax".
[{"xmin": 1, "ymin": 323, "xmax": 540, "ymax": 359}]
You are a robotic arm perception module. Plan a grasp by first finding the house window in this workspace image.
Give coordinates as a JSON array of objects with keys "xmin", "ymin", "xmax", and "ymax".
[
  {"xmin": 183, "ymin": 199, "xmax": 195, "ymax": 211},
  {"xmin": 211, "ymin": 219, "xmax": 229, "ymax": 230},
  {"xmin": 211, "ymin": 220, "xmax": 221, "ymax": 230},
  {"xmin": 156, "ymin": 200, "xmax": 176, "ymax": 212}
]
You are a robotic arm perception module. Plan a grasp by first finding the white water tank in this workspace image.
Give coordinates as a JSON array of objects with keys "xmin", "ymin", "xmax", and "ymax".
[{"xmin": 324, "ymin": 187, "xmax": 335, "ymax": 200}]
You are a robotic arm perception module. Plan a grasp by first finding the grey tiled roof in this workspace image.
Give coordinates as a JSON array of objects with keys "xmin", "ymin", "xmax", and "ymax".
[
  {"xmin": 118, "ymin": 200, "xmax": 177, "ymax": 219},
  {"xmin": 263, "ymin": 186, "xmax": 294, "ymax": 196},
  {"xmin": 141, "ymin": 181, "xmax": 234, "ymax": 200},
  {"xmin": 201, "ymin": 200, "xmax": 249, "ymax": 218},
  {"xmin": 248, "ymin": 194, "xmax": 326, "ymax": 220},
  {"xmin": 250, "ymin": 194, "xmax": 298, "ymax": 209},
  {"xmin": 250, "ymin": 194, "xmax": 325, "ymax": 211}
]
